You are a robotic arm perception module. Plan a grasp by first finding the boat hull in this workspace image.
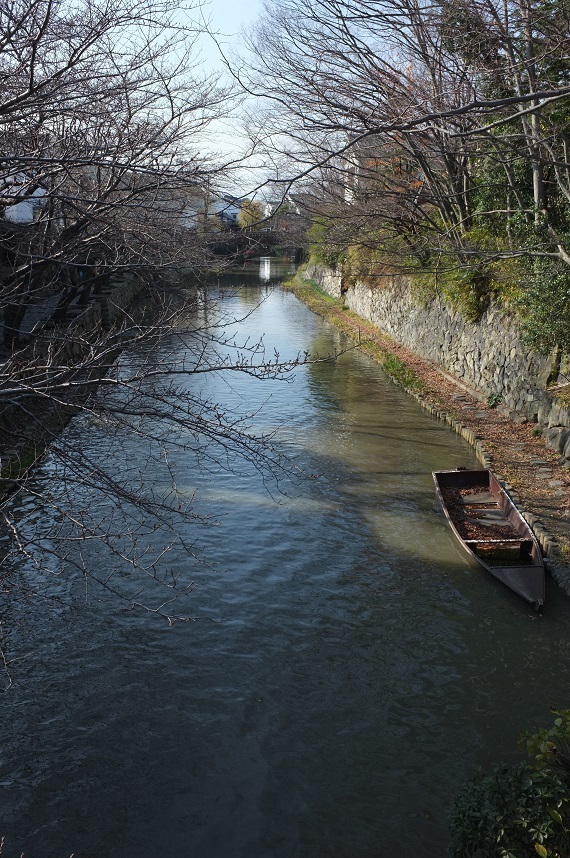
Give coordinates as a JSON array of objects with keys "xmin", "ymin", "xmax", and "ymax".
[{"xmin": 433, "ymin": 469, "xmax": 545, "ymax": 611}]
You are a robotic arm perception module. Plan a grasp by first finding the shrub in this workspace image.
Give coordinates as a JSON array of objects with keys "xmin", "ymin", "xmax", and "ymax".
[{"xmin": 449, "ymin": 711, "xmax": 570, "ymax": 858}]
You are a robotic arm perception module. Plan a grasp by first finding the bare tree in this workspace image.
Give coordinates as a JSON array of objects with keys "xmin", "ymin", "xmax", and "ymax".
[
  {"xmin": 0, "ymin": 291, "xmax": 318, "ymax": 639},
  {"xmin": 0, "ymin": 0, "xmax": 233, "ymax": 347},
  {"xmin": 239, "ymin": 0, "xmax": 570, "ymax": 333},
  {"xmin": 0, "ymin": 0, "xmax": 333, "ymax": 646}
]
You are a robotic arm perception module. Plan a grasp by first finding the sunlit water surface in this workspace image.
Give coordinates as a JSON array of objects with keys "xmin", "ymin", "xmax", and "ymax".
[{"xmin": 2, "ymin": 263, "xmax": 570, "ymax": 857}]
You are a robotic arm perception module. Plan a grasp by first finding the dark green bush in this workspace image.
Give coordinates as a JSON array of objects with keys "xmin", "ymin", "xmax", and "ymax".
[{"xmin": 449, "ymin": 711, "xmax": 570, "ymax": 858}]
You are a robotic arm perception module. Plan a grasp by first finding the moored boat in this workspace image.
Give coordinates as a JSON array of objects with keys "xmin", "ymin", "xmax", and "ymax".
[{"xmin": 433, "ymin": 468, "xmax": 545, "ymax": 611}]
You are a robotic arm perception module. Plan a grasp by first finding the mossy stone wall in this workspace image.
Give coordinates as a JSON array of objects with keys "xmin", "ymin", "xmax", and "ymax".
[{"xmin": 304, "ymin": 262, "xmax": 570, "ymax": 461}]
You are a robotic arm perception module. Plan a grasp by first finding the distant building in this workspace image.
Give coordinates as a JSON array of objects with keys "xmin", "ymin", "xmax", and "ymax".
[
  {"xmin": 2, "ymin": 175, "xmax": 46, "ymax": 224},
  {"xmin": 208, "ymin": 195, "xmax": 243, "ymax": 227},
  {"xmin": 181, "ymin": 194, "xmax": 249, "ymax": 229},
  {"xmin": 341, "ymin": 138, "xmax": 426, "ymax": 204},
  {"xmin": 262, "ymin": 193, "xmax": 313, "ymax": 241}
]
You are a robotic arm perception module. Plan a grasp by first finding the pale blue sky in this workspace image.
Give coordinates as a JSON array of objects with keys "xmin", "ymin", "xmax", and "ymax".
[
  {"xmin": 191, "ymin": 0, "xmax": 268, "ymax": 192},
  {"xmin": 199, "ymin": 0, "xmax": 263, "ymax": 74}
]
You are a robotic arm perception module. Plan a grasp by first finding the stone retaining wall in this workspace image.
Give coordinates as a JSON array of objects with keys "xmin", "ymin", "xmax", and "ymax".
[{"xmin": 303, "ymin": 261, "xmax": 570, "ymax": 462}]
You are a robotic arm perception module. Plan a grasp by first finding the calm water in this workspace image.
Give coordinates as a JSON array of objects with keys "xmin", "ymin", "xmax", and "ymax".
[{"xmin": 2, "ymin": 262, "xmax": 570, "ymax": 857}]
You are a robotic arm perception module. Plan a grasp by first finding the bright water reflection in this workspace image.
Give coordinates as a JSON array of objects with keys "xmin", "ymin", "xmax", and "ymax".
[{"xmin": 2, "ymin": 274, "xmax": 570, "ymax": 857}]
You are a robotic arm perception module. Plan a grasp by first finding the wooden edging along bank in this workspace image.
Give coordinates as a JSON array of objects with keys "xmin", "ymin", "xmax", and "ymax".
[
  {"xmin": 411, "ymin": 391, "xmax": 559, "ymax": 561},
  {"xmin": 285, "ymin": 270, "xmax": 570, "ymax": 595}
]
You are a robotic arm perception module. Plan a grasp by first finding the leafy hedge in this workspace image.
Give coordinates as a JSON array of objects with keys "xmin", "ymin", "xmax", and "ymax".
[{"xmin": 449, "ymin": 710, "xmax": 570, "ymax": 858}]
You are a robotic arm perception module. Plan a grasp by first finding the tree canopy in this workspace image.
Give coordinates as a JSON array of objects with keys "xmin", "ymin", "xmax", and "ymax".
[
  {"xmin": 0, "ymin": 0, "xmax": 313, "ymax": 634},
  {"xmin": 242, "ymin": 0, "xmax": 570, "ymax": 348}
]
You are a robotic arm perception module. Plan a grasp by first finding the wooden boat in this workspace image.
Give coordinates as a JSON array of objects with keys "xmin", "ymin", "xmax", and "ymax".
[{"xmin": 433, "ymin": 468, "xmax": 545, "ymax": 611}]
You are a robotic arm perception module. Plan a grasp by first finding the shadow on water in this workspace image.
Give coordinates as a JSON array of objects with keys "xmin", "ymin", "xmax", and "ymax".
[{"xmin": 1, "ymin": 275, "xmax": 570, "ymax": 857}]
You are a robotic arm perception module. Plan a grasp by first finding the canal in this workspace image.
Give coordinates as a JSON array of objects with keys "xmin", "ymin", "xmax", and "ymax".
[{"xmin": 2, "ymin": 263, "xmax": 570, "ymax": 857}]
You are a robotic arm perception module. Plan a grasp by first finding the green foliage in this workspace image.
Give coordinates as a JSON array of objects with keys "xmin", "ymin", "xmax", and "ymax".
[
  {"xmin": 438, "ymin": 0, "xmax": 500, "ymax": 67},
  {"xmin": 340, "ymin": 241, "xmax": 396, "ymax": 286},
  {"xmin": 487, "ymin": 392, "xmax": 503, "ymax": 408},
  {"xmin": 381, "ymin": 353, "xmax": 425, "ymax": 393},
  {"xmin": 343, "ymin": 242, "xmax": 377, "ymax": 285},
  {"xmin": 431, "ymin": 227, "xmax": 506, "ymax": 321},
  {"xmin": 552, "ymin": 387, "xmax": 570, "ymax": 408},
  {"xmin": 269, "ymin": 0, "xmax": 570, "ymax": 348},
  {"xmin": 307, "ymin": 217, "xmax": 347, "ymax": 268},
  {"xmin": 282, "ymin": 270, "xmax": 339, "ymax": 305},
  {"xmin": 306, "ymin": 132, "xmax": 570, "ymax": 344},
  {"xmin": 518, "ymin": 258, "xmax": 570, "ymax": 354},
  {"xmin": 487, "ymin": 256, "xmax": 528, "ymax": 306},
  {"xmin": 525, "ymin": 710, "xmax": 570, "ymax": 774},
  {"xmin": 312, "ymin": 221, "xmax": 502, "ymax": 322},
  {"xmin": 444, "ymin": 266, "xmax": 496, "ymax": 322},
  {"xmin": 237, "ymin": 199, "xmax": 264, "ymax": 229},
  {"xmin": 449, "ymin": 711, "xmax": 570, "ymax": 858},
  {"xmin": 450, "ymin": 764, "xmax": 570, "ymax": 858},
  {"xmin": 411, "ymin": 260, "xmax": 497, "ymax": 323},
  {"xmin": 472, "ymin": 152, "xmax": 534, "ymax": 237}
]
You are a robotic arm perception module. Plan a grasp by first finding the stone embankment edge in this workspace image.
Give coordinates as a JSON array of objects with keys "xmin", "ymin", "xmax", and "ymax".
[
  {"xmin": 285, "ymin": 270, "xmax": 570, "ymax": 594},
  {"xmin": 410, "ymin": 390, "xmax": 563, "ymax": 576}
]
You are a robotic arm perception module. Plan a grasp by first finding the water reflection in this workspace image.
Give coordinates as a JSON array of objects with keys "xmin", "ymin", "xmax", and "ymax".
[
  {"xmin": 1, "ymin": 280, "xmax": 570, "ymax": 858},
  {"xmin": 259, "ymin": 256, "xmax": 297, "ymax": 281}
]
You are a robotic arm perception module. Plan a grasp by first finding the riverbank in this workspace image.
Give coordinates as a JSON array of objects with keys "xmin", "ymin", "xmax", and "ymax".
[
  {"xmin": 0, "ymin": 274, "xmax": 146, "ymax": 495},
  {"xmin": 285, "ymin": 270, "xmax": 570, "ymax": 594}
]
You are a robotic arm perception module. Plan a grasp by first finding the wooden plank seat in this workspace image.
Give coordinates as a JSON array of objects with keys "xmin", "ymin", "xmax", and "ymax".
[{"xmin": 464, "ymin": 538, "xmax": 533, "ymax": 563}]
